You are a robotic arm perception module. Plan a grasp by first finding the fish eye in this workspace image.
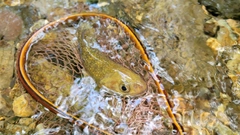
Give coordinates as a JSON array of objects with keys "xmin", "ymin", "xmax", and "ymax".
[{"xmin": 121, "ymin": 84, "xmax": 129, "ymax": 92}]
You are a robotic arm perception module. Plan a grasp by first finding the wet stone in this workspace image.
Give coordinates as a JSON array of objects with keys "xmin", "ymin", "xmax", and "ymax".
[
  {"xmin": 12, "ymin": 93, "xmax": 38, "ymax": 117},
  {"xmin": 35, "ymin": 123, "xmax": 44, "ymax": 130},
  {"xmin": 0, "ymin": 95, "xmax": 7, "ymax": 110},
  {"xmin": 199, "ymin": 0, "xmax": 240, "ymax": 20},
  {"xmin": 5, "ymin": 123, "xmax": 29, "ymax": 134},
  {"xmin": 0, "ymin": 41, "xmax": 15, "ymax": 89},
  {"xmin": 31, "ymin": 0, "xmax": 72, "ymax": 16},
  {"xmin": 20, "ymin": 5, "xmax": 41, "ymax": 29},
  {"xmin": 0, "ymin": 10, "xmax": 23, "ymax": 41},
  {"xmin": 206, "ymin": 37, "xmax": 221, "ymax": 52},
  {"xmin": 204, "ymin": 19, "xmax": 219, "ymax": 37},
  {"xmin": 4, "ymin": 0, "xmax": 25, "ymax": 6},
  {"xmin": 214, "ymin": 121, "xmax": 238, "ymax": 135},
  {"xmin": 19, "ymin": 118, "xmax": 34, "ymax": 126},
  {"xmin": 216, "ymin": 21, "xmax": 237, "ymax": 47},
  {"xmin": 0, "ymin": 121, "xmax": 4, "ymax": 128},
  {"xmin": 28, "ymin": 57, "xmax": 73, "ymax": 102},
  {"xmin": 0, "ymin": 94, "xmax": 12, "ymax": 116},
  {"xmin": 9, "ymin": 83, "xmax": 25, "ymax": 99},
  {"xmin": 86, "ymin": 0, "xmax": 98, "ymax": 4},
  {"xmin": 29, "ymin": 19, "xmax": 49, "ymax": 32},
  {"xmin": 214, "ymin": 104, "xmax": 230, "ymax": 126}
]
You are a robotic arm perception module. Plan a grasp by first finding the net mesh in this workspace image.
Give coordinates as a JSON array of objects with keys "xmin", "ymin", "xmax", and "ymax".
[{"xmin": 23, "ymin": 16, "xmax": 173, "ymax": 134}]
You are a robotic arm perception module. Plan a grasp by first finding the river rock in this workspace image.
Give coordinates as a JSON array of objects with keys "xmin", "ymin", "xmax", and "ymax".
[
  {"xmin": 198, "ymin": 0, "xmax": 240, "ymax": 20},
  {"xmin": 9, "ymin": 83, "xmax": 25, "ymax": 99},
  {"xmin": 0, "ymin": 41, "xmax": 15, "ymax": 89},
  {"xmin": 0, "ymin": 95, "xmax": 7, "ymax": 111},
  {"xmin": 4, "ymin": 0, "xmax": 25, "ymax": 6},
  {"xmin": 34, "ymin": 123, "xmax": 45, "ymax": 135},
  {"xmin": 19, "ymin": 118, "xmax": 34, "ymax": 126},
  {"xmin": 12, "ymin": 93, "xmax": 38, "ymax": 117},
  {"xmin": 19, "ymin": 5, "xmax": 41, "ymax": 30},
  {"xmin": 0, "ymin": 93, "xmax": 12, "ymax": 116},
  {"xmin": 214, "ymin": 121, "xmax": 238, "ymax": 135},
  {"xmin": 0, "ymin": 10, "xmax": 23, "ymax": 41},
  {"xmin": 5, "ymin": 123, "xmax": 29, "ymax": 134}
]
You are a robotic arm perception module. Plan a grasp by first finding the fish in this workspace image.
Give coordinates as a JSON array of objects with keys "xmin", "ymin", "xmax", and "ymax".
[{"xmin": 77, "ymin": 23, "xmax": 147, "ymax": 96}]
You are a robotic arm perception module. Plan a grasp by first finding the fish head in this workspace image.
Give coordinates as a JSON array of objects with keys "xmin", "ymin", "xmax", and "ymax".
[{"xmin": 100, "ymin": 69, "xmax": 147, "ymax": 97}]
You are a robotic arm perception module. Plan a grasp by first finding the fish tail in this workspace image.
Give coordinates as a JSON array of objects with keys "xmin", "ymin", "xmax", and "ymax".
[
  {"xmin": 77, "ymin": 27, "xmax": 88, "ymax": 53},
  {"xmin": 77, "ymin": 23, "xmax": 96, "ymax": 53}
]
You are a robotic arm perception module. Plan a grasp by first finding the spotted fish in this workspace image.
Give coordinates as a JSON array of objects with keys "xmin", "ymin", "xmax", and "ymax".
[{"xmin": 77, "ymin": 23, "xmax": 147, "ymax": 96}]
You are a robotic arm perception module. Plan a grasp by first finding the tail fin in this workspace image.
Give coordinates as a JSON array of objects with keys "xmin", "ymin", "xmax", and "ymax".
[{"xmin": 77, "ymin": 22, "xmax": 97, "ymax": 50}]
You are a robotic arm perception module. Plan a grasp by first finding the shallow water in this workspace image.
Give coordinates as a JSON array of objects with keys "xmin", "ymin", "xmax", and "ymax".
[{"xmin": 0, "ymin": 0, "xmax": 239, "ymax": 135}]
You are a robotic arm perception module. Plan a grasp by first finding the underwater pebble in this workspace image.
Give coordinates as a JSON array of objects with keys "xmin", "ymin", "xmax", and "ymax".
[
  {"xmin": 199, "ymin": 0, "xmax": 240, "ymax": 20},
  {"xmin": 226, "ymin": 49, "xmax": 240, "ymax": 72},
  {"xmin": 9, "ymin": 83, "xmax": 24, "ymax": 99},
  {"xmin": 214, "ymin": 104, "xmax": 230, "ymax": 125},
  {"xmin": 0, "ymin": 10, "xmax": 23, "ymax": 41},
  {"xmin": 31, "ymin": 0, "xmax": 71, "ymax": 15},
  {"xmin": 5, "ymin": 123, "xmax": 29, "ymax": 134},
  {"xmin": 29, "ymin": 58, "xmax": 73, "ymax": 102},
  {"xmin": 20, "ymin": 5, "xmax": 41, "ymax": 29},
  {"xmin": 0, "ymin": 121, "xmax": 4, "ymax": 129},
  {"xmin": 0, "ymin": 41, "xmax": 15, "ymax": 89},
  {"xmin": 35, "ymin": 123, "xmax": 45, "ymax": 135},
  {"xmin": 206, "ymin": 37, "xmax": 221, "ymax": 52},
  {"xmin": 206, "ymin": 18, "xmax": 240, "ymax": 52},
  {"xmin": 12, "ymin": 93, "xmax": 38, "ymax": 117},
  {"xmin": 214, "ymin": 121, "xmax": 238, "ymax": 135},
  {"xmin": 0, "ymin": 95, "xmax": 7, "ymax": 111},
  {"xmin": 204, "ymin": 19, "xmax": 219, "ymax": 37},
  {"xmin": 226, "ymin": 53, "xmax": 240, "ymax": 98},
  {"xmin": 4, "ymin": 0, "xmax": 25, "ymax": 6},
  {"xmin": 232, "ymin": 83, "xmax": 240, "ymax": 99},
  {"xmin": 0, "ymin": 93, "xmax": 12, "ymax": 116},
  {"xmin": 216, "ymin": 24, "xmax": 237, "ymax": 46},
  {"xmin": 30, "ymin": 19, "xmax": 49, "ymax": 32},
  {"xmin": 19, "ymin": 118, "xmax": 34, "ymax": 126}
]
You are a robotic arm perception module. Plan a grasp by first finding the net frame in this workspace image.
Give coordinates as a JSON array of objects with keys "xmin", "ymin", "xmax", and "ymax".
[{"xmin": 16, "ymin": 13, "xmax": 183, "ymax": 134}]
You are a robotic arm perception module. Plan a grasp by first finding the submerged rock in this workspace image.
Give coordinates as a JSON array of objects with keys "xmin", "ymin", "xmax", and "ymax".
[
  {"xmin": 12, "ymin": 93, "xmax": 38, "ymax": 117},
  {"xmin": 3, "ymin": 0, "xmax": 25, "ymax": 6},
  {"xmin": 19, "ymin": 118, "xmax": 34, "ymax": 126},
  {"xmin": 204, "ymin": 18, "xmax": 240, "ymax": 101},
  {"xmin": 203, "ymin": 19, "xmax": 219, "ymax": 37},
  {"xmin": 29, "ymin": 19, "xmax": 49, "ymax": 32},
  {"xmin": 205, "ymin": 18, "xmax": 239, "ymax": 52},
  {"xmin": 214, "ymin": 121, "xmax": 238, "ymax": 135},
  {"xmin": 9, "ymin": 83, "xmax": 25, "ymax": 99},
  {"xmin": 27, "ymin": 57, "xmax": 73, "ymax": 102},
  {"xmin": 0, "ymin": 41, "xmax": 15, "ymax": 89},
  {"xmin": 0, "ymin": 10, "xmax": 23, "ymax": 41},
  {"xmin": 198, "ymin": 0, "xmax": 240, "ymax": 20},
  {"xmin": 19, "ymin": 5, "xmax": 41, "ymax": 30},
  {"xmin": 0, "ymin": 94, "xmax": 12, "ymax": 116},
  {"xmin": 5, "ymin": 123, "xmax": 30, "ymax": 134}
]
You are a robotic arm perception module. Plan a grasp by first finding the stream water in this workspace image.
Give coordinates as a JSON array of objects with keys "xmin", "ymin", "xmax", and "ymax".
[{"xmin": 0, "ymin": 0, "xmax": 239, "ymax": 135}]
